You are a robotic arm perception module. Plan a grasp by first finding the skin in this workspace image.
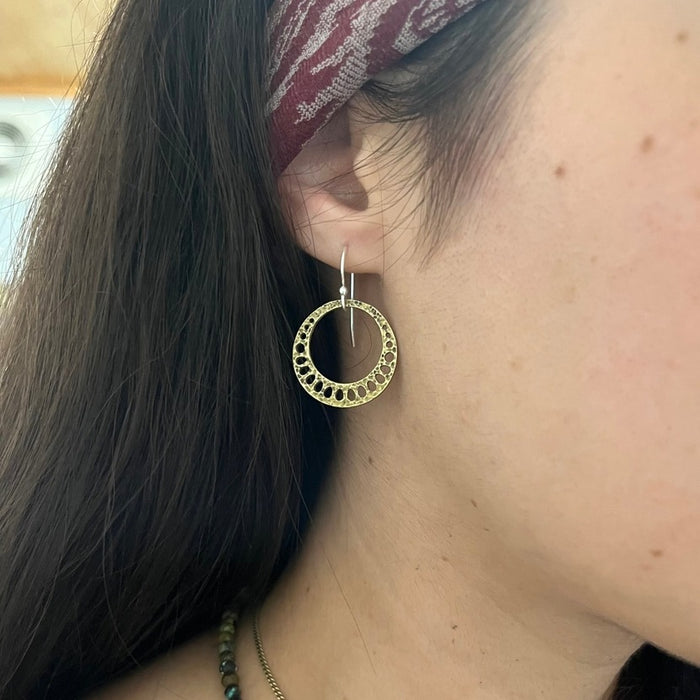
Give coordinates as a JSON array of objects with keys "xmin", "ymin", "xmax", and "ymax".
[{"xmin": 91, "ymin": 0, "xmax": 700, "ymax": 697}]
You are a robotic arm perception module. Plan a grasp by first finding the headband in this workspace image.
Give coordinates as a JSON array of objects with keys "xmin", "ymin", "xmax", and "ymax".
[{"xmin": 266, "ymin": 0, "xmax": 487, "ymax": 176}]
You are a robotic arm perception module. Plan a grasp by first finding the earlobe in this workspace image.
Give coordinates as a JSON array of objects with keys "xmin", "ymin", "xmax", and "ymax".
[{"xmin": 276, "ymin": 101, "xmax": 387, "ymax": 275}]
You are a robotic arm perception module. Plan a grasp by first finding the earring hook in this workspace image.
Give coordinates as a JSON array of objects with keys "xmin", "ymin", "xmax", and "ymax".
[{"xmin": 339, "ymin": 246, "xmax": 356, "ymax": 348}]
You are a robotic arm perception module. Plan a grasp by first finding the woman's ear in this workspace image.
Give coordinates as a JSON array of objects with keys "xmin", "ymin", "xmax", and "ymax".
[{"xmin": 276, "ymin": 100, "xmax": 388, "ymax": 275}]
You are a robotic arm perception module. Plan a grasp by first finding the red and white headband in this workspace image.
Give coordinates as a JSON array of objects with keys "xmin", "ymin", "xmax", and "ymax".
[{"xmin": 266, "ymin": 0, "xmax": 487, "ymax": 176}]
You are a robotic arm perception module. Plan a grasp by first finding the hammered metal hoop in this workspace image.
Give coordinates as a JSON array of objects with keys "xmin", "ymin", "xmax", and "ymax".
[{"xmin": 292, "ymin": 298, "xmax": 398, "ymax": 408}]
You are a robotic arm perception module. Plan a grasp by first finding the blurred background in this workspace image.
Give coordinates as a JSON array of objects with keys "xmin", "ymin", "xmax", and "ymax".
[{"xmin": 0, "ymin": 0, "xmax": 113, "ymax": 287}]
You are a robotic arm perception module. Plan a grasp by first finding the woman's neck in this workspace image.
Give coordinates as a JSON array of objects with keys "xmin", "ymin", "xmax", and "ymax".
[{"xmin": 232, "ymin": 406, "xmax": 641, "ymax": 699}]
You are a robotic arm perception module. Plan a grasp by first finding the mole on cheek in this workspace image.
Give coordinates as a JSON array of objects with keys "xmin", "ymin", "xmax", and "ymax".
[
  {"xmin": 554, "ymin": 163, "xmax": 567, "ymax": 179},
  {"xmin": 676, "ymin": 31, "xmax": 689, "ymax": 43},
  {"xmin": 640, "ymin": 135, "xmax": 655, "ymax": 153},
  {"xmin": 650, "ymin": 549, "xmax": 664, "ymax": 557}
]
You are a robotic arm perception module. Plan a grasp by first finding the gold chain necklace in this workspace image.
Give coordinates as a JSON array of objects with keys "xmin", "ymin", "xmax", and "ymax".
[
  {"xmin": 253, "ymin": 608, "xmax": 287, "ymax": 700},
  {"xmin": 216, "ymin": 605, "xmax": 287, "ymax": 699}
]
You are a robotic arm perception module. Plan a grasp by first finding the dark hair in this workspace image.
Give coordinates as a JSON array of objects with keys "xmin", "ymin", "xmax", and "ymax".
[{"xmin": 0, "ymin": 0, "xmax": 698, "ymax": 698}]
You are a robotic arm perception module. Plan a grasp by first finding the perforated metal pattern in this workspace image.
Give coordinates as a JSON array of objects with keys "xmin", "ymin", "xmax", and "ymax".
[{"xmin": 292, "ymin": 299, "xmax": 398, "ymax": 407}]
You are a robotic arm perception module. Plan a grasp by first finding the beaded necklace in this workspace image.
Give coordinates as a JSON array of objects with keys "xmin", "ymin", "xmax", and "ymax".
[{"xmin": 216, "ymin": 607, "xmax": 241, "ymax": 699}]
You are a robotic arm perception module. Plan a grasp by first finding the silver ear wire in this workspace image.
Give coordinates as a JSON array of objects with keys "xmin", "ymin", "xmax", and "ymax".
[
  {"xmin": 339, "ymin": 246, "xmax": 356, "ymax": 348},
  {"xmin": 350, "ymin": 269, "xmax": 355, "ymax": 348}
]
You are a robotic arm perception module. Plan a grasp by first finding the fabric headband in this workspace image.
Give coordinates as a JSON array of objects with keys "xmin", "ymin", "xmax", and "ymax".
[{"xmin": 266, "ymin": 0, "xmax": 487, "ymax": 176}]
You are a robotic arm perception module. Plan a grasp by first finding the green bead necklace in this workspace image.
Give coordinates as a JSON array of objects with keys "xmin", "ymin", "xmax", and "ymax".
[{"xmin": 216, "ymin": 607, "xmax": 241, "ymax": 699}]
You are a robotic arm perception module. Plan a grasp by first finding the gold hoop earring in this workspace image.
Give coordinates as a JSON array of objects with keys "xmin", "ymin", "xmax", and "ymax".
[{"xmin": 292, "ymin": 248, "xmax": 398, "ymax": 408}]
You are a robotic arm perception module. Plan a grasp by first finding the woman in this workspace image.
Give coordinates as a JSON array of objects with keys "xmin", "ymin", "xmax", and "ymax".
[{"xmin": 1, "ymin": 0, "xmax": 699, "ymax": 697}]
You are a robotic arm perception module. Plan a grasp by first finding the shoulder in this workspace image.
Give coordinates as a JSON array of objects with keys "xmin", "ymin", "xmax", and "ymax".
[{"xmin": 85, "ymin": 626, "xmax": 222, "ymax": 700}]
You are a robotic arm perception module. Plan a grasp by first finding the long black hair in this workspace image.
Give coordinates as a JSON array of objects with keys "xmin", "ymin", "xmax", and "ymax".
[{"xmin": 0, "ymin": 0, "xmax": 698, "ymax": 697}]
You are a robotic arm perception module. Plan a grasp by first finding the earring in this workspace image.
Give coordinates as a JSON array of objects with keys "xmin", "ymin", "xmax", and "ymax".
[{"xmin": 292, "ymin": 247, "xmax": 398, "ymax": 408}]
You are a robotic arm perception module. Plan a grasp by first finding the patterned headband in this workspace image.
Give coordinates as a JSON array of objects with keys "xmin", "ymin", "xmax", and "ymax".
[{"xmin": 266, "ymin": 0, "xmax": 487, "ymax": 176}]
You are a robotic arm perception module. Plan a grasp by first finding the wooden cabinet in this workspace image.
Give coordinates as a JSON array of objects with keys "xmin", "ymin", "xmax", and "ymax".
[{"xmin": 0, "ymin": 0, "xmax": 114, "ymax": 94}]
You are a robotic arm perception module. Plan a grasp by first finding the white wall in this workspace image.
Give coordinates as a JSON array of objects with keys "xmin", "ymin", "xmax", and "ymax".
[{"xmin": 0, "ymin": 97, "xmax": 72, "ymax": 282}]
